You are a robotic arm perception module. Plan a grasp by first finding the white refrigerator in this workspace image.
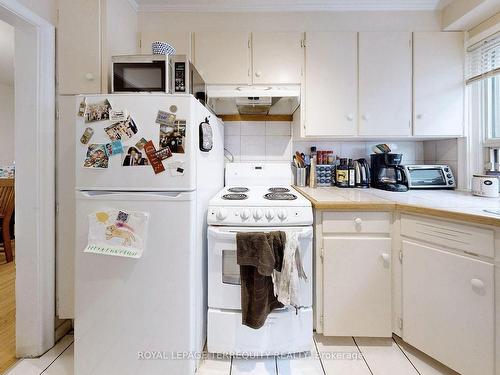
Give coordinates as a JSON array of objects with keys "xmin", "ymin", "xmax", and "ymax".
[{"xmin": 73, "ymin": 94, "xmax": 224, "ymax": 375}]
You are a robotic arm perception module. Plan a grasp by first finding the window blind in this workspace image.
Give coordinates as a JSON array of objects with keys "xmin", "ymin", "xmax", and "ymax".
[{"xmin": 467, "ymin": 32, "xmax": 500, "ymax": 85}]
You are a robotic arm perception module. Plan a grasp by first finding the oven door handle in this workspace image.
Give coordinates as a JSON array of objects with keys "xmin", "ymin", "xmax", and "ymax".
[{"xmin": 208, "ymin": 228, "xmax": 313, "ymax": 241}]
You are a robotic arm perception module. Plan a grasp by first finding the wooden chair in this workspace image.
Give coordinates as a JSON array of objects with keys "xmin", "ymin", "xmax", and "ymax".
[{"xmin": 0, "ymin": 178, "xmax": 15, "ymax": 263}]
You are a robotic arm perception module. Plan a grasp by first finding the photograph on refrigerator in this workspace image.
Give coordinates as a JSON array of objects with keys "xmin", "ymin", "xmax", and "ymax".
[
  {"xmin": 122, "ymin": 146, "xmax": 150, "ymax": 166},
  {"xmin": 84, "ymin": 99, "xmax": 112, "ymax": 123},
  {"xmin": 159, "ymin": 120, "xmax": 186, "ymax": 153},
  {"xmin": 83, "ymin": 144, "xmax": 109, "ymax": 169},
  {"xmin": 105, "ymin": 117, "xmax": 138, "ymax": 141},
  {"xmin": 155, "ymin": 110, "xmax": 176, "ymax": 125}
]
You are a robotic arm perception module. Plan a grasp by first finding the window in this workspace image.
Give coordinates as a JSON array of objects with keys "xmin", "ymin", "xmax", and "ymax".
[
  {"xmin": 484, "ymin": 75, "xmax": 500, "ymax": 143},
  {"xmin": 467, "ymin": 32, "xmax": 500, "ymax": 176}
]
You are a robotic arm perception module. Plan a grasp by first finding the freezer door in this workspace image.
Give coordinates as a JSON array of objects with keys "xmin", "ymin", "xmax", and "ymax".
[
  {"xmin": 75, "ymin": 94, "xmax": 197, "ymax": 191},
  {"xmin": 74, "ymin": 191, "xmax": 202, "ymax": 375}
]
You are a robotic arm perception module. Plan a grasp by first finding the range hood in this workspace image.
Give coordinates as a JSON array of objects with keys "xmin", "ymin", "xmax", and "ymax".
[{"xmin": 207, "ymin": 85, "xmax": 300, "ymax": 116}]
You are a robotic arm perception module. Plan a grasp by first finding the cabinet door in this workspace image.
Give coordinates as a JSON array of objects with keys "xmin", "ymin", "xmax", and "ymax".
[
  {"xmin": 323, "ymin": 237, "xmax": 392, "ymax": 337},
  {"xmin": 413, "ymin": 32, "xmax": 464, "ymax": 136},
  {"xmin": 193, "ymin": 32, "xmax": 250, "ymax": 84},
  {"xmin": 402, "ymin": 240, "xmax": 494, "ymax": 375},
  {"xmin": 304, "ymin": 32, "xmax": 357, "ymax": 137},
  {"xmin": 252, "ymin": 32, "xmax": 303, "ymax": 84},
  {"xmin": 359, "ymin": 32, "xmax": 412, "ymax": 136},
  {"xmin": 58, "ymin": 0, "xmax": 102, "ymax": 94}
]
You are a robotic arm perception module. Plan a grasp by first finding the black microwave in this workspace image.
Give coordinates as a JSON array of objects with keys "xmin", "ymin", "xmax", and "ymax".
[{"xmin": 111, "ymin": 54, "xmax": 206, "ymax": 102}]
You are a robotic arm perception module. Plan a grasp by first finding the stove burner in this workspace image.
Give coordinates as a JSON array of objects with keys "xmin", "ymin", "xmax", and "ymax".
[
  {"xmin": 264, "ymin": 192, "xmax": 297, "ymax": 201},
  {"xmin": 228, "ymin": 187, "xmax": 249, "ymax": 193},
  {"xmin": 268, "ymin": 187, "xmax": 290, "ymax": 193},
  {"xmin": 222, "ymin": 193, "xmax": 248, "ymax": 200}
]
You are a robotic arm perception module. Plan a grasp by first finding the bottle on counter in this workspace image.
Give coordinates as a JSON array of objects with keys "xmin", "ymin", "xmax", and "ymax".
[
  {"xmin": 336, "ymin": 158, "xmax": 349, "ymax": 188},
  {"xmin": 348, "ymin": 159, "xmax": 355, "ymax": 187},
  {"xmin": 309, "ymin": 154, "xmax": 317, "ymax": 188}
]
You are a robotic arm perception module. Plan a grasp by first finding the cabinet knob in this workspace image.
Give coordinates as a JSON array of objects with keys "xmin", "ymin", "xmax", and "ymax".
[
  {"xmin": 381, "ymin": 253, "xmax": 390, "ymax": 264},
  {"xmin": 85, "ymin": 73, "xmax": 94, "ymax": 81},
  {"xmin": 255, "ymin": 71, "xmax": 262, "ymax": 78},
  {"xmin": 362, "ymin": 114, "xmax": 369, "ymax": 121},
  {"xmin": 470, "ymin": 278, "xmax": 485, "ymax": 292},
  {"xmin": 346, "ymin": 114, "xmax": 354, "ymax": 121},
  {"xmin": 354, "ymin": 217, "xmax": 362, "ymax": 225},
  {"xmin": 416, "ymin": 114, "xmax": 423, "ymax": 120}
]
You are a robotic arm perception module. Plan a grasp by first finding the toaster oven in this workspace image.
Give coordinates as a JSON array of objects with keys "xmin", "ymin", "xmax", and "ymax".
[{"xmin": 403, "ymin": 165, "xmax": 456, "ymax": 189}]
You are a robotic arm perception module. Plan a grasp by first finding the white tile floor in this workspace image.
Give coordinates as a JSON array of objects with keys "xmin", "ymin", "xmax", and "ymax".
[{"xmin": 5, "ymin": 334, "xmax": 459, "ymax": 375}]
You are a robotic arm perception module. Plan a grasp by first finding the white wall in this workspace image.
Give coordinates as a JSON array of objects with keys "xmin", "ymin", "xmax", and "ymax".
[
  {"xmin": 0, "ymin": 19, "xmax": 14, "ymax": 164},
  {"xmin": 17, "ymin": 0, "xmax": 56, "ymax": 24},
  {"xmin": 0, "ymin": 83, "xmax": 15, "ymax": 163},
  {"xmin": 138, "ymin": 10, "xmax": 442, "ymax": 33}
]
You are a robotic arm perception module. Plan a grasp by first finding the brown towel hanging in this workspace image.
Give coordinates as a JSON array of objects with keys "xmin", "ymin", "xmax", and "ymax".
[{"xmin": 237, "ymin": 231, "xmax": 286, "ymax": 329}]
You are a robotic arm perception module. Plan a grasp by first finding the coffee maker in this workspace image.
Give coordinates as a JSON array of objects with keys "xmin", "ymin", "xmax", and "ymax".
[{"xmin": 370, "ymin": 153, "xmax": 408, "ymax": 192}]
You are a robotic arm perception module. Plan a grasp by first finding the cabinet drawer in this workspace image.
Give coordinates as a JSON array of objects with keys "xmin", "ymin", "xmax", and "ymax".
[
  {"xmin": 401, "ymin": 214, "xmax": 494, "ymax": 258},
  {"xmin": 322, "ymin": 212, "xmax": 391, "ymax": 234}
]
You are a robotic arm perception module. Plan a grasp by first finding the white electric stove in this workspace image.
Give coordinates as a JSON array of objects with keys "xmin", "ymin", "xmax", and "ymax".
[{"xmin": 206, "ymin": 163, "xmax": 313, "ymax": 355}]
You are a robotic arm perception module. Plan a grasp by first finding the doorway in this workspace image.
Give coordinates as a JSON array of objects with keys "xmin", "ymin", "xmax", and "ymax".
[
  {"xmin": 0, "ymin": 0, "xmax": 55, "ymax": 367},
  {"xmin": 0, "ymin": 17, "xmax": 16, "ymax": 372}
]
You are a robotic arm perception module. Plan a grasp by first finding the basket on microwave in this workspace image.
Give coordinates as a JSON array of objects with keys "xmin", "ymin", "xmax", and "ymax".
[{"xmin": 151, "ymin": 41, "xmax": 176, "ymax": 55}]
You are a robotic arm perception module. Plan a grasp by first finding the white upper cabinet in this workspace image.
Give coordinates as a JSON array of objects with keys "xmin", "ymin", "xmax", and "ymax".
[
  {"xmin": 413, "ymin": 32, "xmax": 464, "ymax": 137},
  {"xmin": 303, "ymin": 32, "xmax": 358, "ymax": 137},
  {"xmin": 193, "ymin": 32, "xmax": 251, "ymax": 84},
  {"xmin": 359, "ymin": 32, "xmax": 412, "ymax": 136},
  {"xmin": 251, "ymin": 32, "xmax": 303, "ymax": 84},
  {"xmin": 58, "ymin": 0, "xmax": 102, "ymax": 94}
]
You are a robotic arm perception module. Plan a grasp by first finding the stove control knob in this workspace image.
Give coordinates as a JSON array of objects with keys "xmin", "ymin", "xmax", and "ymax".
[
  {"xmin": 240, "ymin": 209, "xmax": 251, "ymax": 221},
  {"xmin": 265, "ymin": 209, "xmax": 275, "ymax": 220},
  {"xmin": 216, "ymin": 209, "xmax": 227, "ymax": 221},
  {"xmin": 277, "ymin": 209, "xmax": 288, "ymax": 221},
  {"xmin": 253, "ymin": 209, "xmax": 263, "ymax": 221}
]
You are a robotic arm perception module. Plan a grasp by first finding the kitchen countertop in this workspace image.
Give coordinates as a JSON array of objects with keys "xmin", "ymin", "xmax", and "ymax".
[{"xmin": 294, "ymin": 186, "xmax": 500, "ymax": 227}]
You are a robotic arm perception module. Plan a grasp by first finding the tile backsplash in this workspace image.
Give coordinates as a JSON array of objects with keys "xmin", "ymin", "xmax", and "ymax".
[
  {"xmin": 293, "ymin": 141, "xmax": 424, "ymax": 165},
  {"xmin": 423, "ymin": 138, "xmax": 459, "ymax": 182},
  {"xmin": 224, "ymin": 121, "xmax": 292, "ymax": 162},
  {"xmin": 224, "ymin": 121, "xmax": 426, "ymax": 165}
]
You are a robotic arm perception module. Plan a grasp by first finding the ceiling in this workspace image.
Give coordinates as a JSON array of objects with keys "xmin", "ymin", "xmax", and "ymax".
[
  {"xmin": 0, "ymin": 19, "xmax": 14, "ymax": 86},
  {"xmin": 135, "ymin": 0, "xmax": 451, "ymax": 12}
]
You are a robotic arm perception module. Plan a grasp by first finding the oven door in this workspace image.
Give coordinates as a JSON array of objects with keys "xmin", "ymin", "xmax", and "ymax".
[
  {"xmin": 407, "ymin": 167, "xmax": 448, "ymax": 188},
  {"xmin": 112, "ymin": 61, "xmax": 167, "ymax": 92},
  {"xmin": 208, "ymin": 226, "xmax": 313, "ymax": 310}
]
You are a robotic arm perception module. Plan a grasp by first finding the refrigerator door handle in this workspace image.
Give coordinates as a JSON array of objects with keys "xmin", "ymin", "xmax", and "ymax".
[{"xmin": 76, "ymin": 190, "xmax": 195, "ymax": 201}]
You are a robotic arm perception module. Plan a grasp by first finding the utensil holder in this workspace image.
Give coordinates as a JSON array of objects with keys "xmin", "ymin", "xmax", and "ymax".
[{"xmin": 293, "ymin": 166, "xmax": 307, "ymax": 187}]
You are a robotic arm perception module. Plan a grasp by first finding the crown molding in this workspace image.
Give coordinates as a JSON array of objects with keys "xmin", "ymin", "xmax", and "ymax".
[
  {"xmin": 126, "ymin": 0, "xmax": 139, "ymax": 11},
  {"xmin": 137, "ymin": 1, "xmax": 440, "ymax": 13}
]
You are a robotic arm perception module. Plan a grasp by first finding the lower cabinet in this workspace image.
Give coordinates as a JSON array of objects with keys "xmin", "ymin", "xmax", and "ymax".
[
  {"xmin": 322, "ymin": 237, "xmax": 392, "ymax": 337},
  {"xmin": 402, "ymin": 240, "xmax": 494, "ymax": 375}
]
